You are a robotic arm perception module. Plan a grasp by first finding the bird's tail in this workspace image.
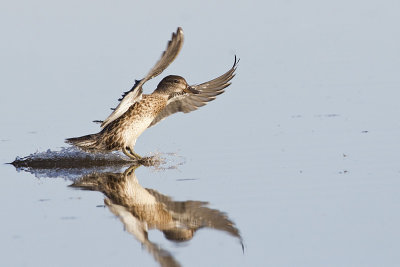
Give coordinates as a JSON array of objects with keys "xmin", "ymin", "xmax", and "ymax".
[{"xmin": 65, "ymin": 133, "xmax": 100, "ymax": 150}]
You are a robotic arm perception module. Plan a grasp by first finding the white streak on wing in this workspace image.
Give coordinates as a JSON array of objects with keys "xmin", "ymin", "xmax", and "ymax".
[
  {"xmin": 101, "ymin": 27, "xmax": 184, "ymax": 129},
  {"xmin": 106, "ymin": 203, "xmax": 148, "ymax": 242},
  {"xmin": 166, "ymin": 94, "xmax": 186, "ymax": 105},
  {"xmin": 150, "ymin": 94, "xmax": 187, "ymax": 126},
  {"xmin": 101, "ymin": 93, "xmax": 142, "ymax": 129}
]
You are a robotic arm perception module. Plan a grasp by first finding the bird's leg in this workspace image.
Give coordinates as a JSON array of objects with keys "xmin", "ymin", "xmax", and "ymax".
[
  {"xmin": 124, "ymin": 164, "xmax": 140, "ymax": 177},
  {"xmin": 128, "ymin": 147, "xmax": 142, "ymax": 160},
  {"xmin": 122, "ymin": 146, "xmax": 142, "ymax": 160},
  {"xmin": 122, "ymin": 146, "xmax": 134, "ymax": 159}
]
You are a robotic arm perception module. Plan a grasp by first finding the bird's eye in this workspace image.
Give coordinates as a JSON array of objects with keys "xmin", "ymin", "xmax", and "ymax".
[{"xmin": 173, "ymin": 80, "xmax": 180, "ymax": 83}]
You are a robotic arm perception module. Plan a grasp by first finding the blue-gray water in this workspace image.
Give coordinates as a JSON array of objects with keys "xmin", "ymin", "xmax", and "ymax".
[{"xmin": 1, "ymin": 0, "xmax": 400, "ymax": 266}]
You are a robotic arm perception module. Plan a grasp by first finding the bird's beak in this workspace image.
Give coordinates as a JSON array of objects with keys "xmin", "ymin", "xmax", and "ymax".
[{"xmin": 184, "ymin": 86, "xmax": 200, "ymax": 94}]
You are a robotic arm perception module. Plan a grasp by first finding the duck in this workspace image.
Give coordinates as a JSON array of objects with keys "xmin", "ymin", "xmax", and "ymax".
[{"xmin": 66, "ymin": 27, "xmax": 238, "ymax": 160}]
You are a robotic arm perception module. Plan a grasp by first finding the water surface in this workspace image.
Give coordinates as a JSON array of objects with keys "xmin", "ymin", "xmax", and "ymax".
[{"xmin": 1, "ymin": 0, "xmax": 400, "ymax": 266}]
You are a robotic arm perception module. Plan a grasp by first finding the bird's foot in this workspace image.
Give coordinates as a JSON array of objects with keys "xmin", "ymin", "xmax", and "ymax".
[{"xmin": 123, "ymin": 147, "xmax": 142, "ymax": 161}]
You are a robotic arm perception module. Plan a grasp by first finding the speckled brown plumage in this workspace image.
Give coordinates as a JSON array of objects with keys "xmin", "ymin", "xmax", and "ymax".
[
  {"xmin": 66, "ymin": 27, "xmax": 238, "ymax": 160},
  {"xmin": 70, "ymin": 166, "xmax": 243, "ymax": 242},
  {"xmin": 70, "ymin": 166, "xmax": 243, "ymax": 266}
]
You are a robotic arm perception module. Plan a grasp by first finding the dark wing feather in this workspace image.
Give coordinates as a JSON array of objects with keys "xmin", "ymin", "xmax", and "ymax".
[
  {"xmin": 148, "ymin": 56, "xmax": 239, "ymax": 128},
  {"xmin": 100, "ymin": 27, "xmax": 184, "ymax": 128}
]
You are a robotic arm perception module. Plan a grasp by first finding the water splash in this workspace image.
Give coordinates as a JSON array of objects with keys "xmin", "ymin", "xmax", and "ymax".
[
  {"xmin": 150, "ymin": 152, "xmax": 186, "ymax": 171},
  {"xmin": 10, "ymin": 147, "xmax": 186, "ymax": 179},
  {"xmin": 11, "ymin": 147, "xmax": 132, "ymax": 180},
  {"xmin": 12, "ymin": 147, "xmax": 132, "ymax": 166}
]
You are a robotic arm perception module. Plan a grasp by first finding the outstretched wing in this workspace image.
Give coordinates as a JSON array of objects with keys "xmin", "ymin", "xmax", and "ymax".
[
  {"xmin": 148, "ymin": 56, "xmax": 239, "ymax": 128},
  {"xmin": 146, "ymin": 188, "xmax": 242, "ymax": 240},
  {"xmin": 100, "ymin": 27, "xmax": 184, "ymax": 128}
]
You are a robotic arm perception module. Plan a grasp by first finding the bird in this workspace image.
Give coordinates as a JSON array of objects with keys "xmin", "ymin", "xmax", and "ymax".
[{"xmin": 66, "ymin": 27, "xmax": 238, "ymax": 160}]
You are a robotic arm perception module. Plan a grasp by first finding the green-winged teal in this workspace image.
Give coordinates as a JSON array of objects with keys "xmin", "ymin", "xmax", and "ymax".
[{"xmin": 66, "ymin": 27, "xmax": 238, "ymax": 160}]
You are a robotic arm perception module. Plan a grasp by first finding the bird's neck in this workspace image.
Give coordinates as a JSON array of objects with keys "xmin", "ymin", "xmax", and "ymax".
[{"xmin": 150, "ymin": 91, "xmax": 170, "ymax": 100}]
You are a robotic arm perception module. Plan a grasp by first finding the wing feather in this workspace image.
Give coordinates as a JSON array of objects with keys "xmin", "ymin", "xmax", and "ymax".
[
  {"xmin": 100, "ymin": 27, "xmax": 184, "ymax": 128},
  {"xmin": 148, "ymin": 56, "xmax": 239, "ymax": 128}
]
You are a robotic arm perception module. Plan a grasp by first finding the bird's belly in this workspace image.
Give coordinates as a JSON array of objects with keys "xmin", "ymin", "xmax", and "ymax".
[
  {"xmin": 122, "ymin": 116, "xmax": 154, "ymax": 148},
  {"xmin": 124, "ymin": 179, "xmax": 158, "ymax": 205}
]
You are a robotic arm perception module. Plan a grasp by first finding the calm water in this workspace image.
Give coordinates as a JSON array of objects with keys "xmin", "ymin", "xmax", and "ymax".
[{"xmin": 1, "ymin": 1, "xmax": 400, "ymax": 266}]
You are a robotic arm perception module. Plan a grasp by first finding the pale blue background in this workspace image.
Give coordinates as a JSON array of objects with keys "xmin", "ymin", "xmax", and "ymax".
[{"xmin": 1, "ymin": 0, "xmax": 400, "ymax": 266}]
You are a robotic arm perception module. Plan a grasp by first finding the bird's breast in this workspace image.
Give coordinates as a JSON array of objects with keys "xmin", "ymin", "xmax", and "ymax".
[{"xmin": 119, "ymin": 95, "xmax": 167, "ymax": 147}]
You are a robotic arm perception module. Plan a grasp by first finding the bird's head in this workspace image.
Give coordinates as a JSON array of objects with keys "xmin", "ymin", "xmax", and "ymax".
[
  {"xmin": 163, "ymin": 228, "xmax": 194, "ymax": 242},
  {"xmin": 155, "ymin": 75, "xmax": 200, "ymax": 98}
]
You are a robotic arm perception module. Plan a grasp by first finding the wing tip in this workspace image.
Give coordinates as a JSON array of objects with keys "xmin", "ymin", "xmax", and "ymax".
[
  {"xmin": 172, "ymin": 27, "xmax": 184, "ymax": 43},
  {"xmin": 177, "ymin": 27, "xmax": 184, "ymax": 36},
  {"xmin": 233, "ymin": 55, "xmax": 240, "ymax": 69}
]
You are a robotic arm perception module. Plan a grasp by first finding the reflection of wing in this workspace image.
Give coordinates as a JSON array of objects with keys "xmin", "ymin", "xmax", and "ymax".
[
  {"xmin": 105, "ymin": 198, "xmax": 182, "ymax": 267},
  {"xmin": 148, "ymin": 56, "xmax": 239, "ymax": 128},
  {"xmin": 146, "ymin": 188, "xmax": 242, "ymax": 239},
  {"xmin": 101, "ymin": 27, "xmax": 184, "ymax": 128},
  {"xmin": 72, "ymin": 171, "xmax": 182, "ymax": 267}
]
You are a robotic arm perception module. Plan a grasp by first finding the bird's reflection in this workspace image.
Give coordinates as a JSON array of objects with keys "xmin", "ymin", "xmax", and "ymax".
[{"xmin": 70, "ymin": 165, "xmax": 243, "ymax": 267}]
